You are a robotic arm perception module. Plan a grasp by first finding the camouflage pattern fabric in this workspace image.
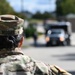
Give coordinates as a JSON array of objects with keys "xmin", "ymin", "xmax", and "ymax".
[
  {"xmin": 0, "ymin": 54, "xmax": 72, "ymax": 75},
  {"xmin": 0, "ymin": 15, "xmax": 24, "ymax": 35}
]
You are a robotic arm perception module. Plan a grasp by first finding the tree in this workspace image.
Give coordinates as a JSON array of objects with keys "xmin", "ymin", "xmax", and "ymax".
[
  {"xmin": 0, "ymin": 0, "xmax": 14, "ymax": 14},
  {"xmin": 24, "ymin": 23, "xmax": 37, "ymax": 38},
  {"xmin": 56, "ymin": 0, "xmax": 75, "ymax": 16},
  {"xmin": 32, "ymin": 11, "xmax": 42, "ymax": 19},
  {"xmin": 32, "ymin": 11, "xmax": 53, "ymax": 19},
  {"xmin": 0, "ymin": 0, "xmax": 25, "ymax": 19}
]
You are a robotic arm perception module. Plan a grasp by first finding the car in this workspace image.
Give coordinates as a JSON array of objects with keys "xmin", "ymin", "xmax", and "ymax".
[{"xmin": 45, "ymin": 29, "xmax": 69, "ymax": 46}]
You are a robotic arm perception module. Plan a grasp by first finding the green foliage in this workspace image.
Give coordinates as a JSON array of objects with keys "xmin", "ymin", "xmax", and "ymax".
[
  {"xmin": 32, "ymin": 11, "xmax": 53, "ymax": 19},
  {"xmin": 24, "ymin": 24, "xmax": 36, "ymax": 38},
  {"xmin": 56, "ymin": 0, "xmax": 75, "ymax": 16},
  {"xmin": 0, "ymin": 0, "xmax": 14, "ymax": 14},
  {"xmin": 0, "ymin": 0, "xmax": 25, "ymax": 19}
]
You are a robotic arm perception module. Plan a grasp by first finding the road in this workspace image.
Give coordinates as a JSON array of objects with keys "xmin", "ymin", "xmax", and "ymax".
[{"xmin": 22, "ymin": 33, "xmax": 75, "ymax": 75}]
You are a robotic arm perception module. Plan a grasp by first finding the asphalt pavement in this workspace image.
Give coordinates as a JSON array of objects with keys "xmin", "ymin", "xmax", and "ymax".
[{"xmin": 23, "ymin": 47, "xmax": 75, "ymax": 75}]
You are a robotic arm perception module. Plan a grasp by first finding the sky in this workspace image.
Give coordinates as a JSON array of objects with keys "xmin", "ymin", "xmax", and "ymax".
[{"xmin": 7, "ymin": 0, "xmax": 56, "ymax": 13}]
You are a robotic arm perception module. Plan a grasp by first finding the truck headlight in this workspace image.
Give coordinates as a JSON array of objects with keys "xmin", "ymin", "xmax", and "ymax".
[
  {"xmin": 59, "ymin": 37, "xmax": 64, "ymax": 41},
  {"xmin": 45, "ymin": 37, "xmax": 50, "ymax": 42}
]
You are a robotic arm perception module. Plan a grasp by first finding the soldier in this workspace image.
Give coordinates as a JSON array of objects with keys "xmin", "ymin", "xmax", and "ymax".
[
  {"xmin": 33, "ymin": 32, "xmax": 38, "ymax": 46},
  {"xmin": 0, "ymin": 15, "xmax": 72, "ymax": 75}
]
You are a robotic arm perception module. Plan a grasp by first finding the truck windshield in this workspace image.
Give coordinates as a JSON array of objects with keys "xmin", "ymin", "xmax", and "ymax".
[
  {"xmin": 48, "ymin": 25, "xmax": 67, "ymax": 32},
  {"xmin": 51, "ymin": 31, "xmax": 61, "ymax": 34}
]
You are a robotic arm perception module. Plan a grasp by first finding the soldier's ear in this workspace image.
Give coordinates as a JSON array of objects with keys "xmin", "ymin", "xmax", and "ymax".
[{"xmin": 18, "ymin": 37, "xmax": 24, "ymax": 47}]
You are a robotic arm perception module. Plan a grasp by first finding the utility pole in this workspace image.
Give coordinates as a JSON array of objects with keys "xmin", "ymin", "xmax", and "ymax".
[
  {"xmin": 56, "ymin": 0, "xmax": 62, "ymax": 17},
  {"xmin": 21, "ymin": 0, "xmax": 24, "ymax": 12}
]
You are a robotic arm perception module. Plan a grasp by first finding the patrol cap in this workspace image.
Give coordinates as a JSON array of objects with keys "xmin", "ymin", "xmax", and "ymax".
[{"xmin": 0, "ymin": 15, "xmax": 24, "ymax": 35}]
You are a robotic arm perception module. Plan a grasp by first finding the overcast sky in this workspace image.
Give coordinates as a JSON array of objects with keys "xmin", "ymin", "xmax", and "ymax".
[{"xmin": 7, "ymin": 0, "xmax": 56, "ymax": 13}]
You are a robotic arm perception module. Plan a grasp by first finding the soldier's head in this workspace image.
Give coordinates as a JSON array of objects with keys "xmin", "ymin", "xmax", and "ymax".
[{"xmin": 0, "ymin": 15, "xmax": 24, "ymax": 50}]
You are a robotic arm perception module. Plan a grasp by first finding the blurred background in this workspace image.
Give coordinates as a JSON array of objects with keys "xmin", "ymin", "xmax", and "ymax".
[{"xmin": 1, "ymin": 0, "xmax": 75, "ymax": 74}]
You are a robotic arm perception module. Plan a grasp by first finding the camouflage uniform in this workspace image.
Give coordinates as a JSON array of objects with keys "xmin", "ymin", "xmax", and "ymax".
[{"xmin": 0, "ymin": 15, "xmax": 72, "ymax": 75}]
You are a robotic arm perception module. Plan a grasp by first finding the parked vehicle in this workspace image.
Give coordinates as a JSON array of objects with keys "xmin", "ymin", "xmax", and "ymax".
[
  {"xmin": 46, "ymin": 29, "xmax": 69, "ymax": 46},
  {"xmin": 44, "ymin": 21, "xmax": 72, "ymax": 46}
]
